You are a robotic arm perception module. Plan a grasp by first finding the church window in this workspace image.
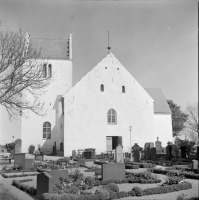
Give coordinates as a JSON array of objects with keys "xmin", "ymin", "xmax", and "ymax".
[
  {"xmin": 101, "ymin": 84, "xmax": 104, "ymax": 92},
  {"xmin": 107, "ymin": 109, "xmax": 117, "ymax": 124},
  {"xmin": 43, "ymin": 64, "xmax": 47, "ymax": 78},
  {"xmin": 43, "ymin": 122, "xmax": 51, "ymax": 139},
  {"xmin": 48, "ymin": 64, "xmax": 52, "ymax": 78},
  {"xmin": 122, "ymin": 86, "xmax": 125, "ymax": 93}
]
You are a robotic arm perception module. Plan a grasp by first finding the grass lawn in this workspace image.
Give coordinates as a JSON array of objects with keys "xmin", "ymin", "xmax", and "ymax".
[{"xmin": 0, "ymin": 183, "xmax": 20, "ymax": 200}]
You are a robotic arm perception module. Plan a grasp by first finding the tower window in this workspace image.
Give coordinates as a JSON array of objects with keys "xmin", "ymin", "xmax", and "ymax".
[
  {"xmin": 101, "ymin": 84, "xmax": 104, "ymax": 92},
  {"xmin": 122, "ymin": 86, "xmax": 125, "ymax": 93},
  {"xmin": 43, "ymin": 122, "xmax": 51, "ymax": 139},
  {"xmin": 107, "ymin": 109, "xmax": 117, "ymax": 124},
  {"xmin": 48, "ymin": 64, "xmax": 52, "ymax": 78},
  {"xmin": 43, "ymin": 64, "xmax": 47, "ymax": 78}
]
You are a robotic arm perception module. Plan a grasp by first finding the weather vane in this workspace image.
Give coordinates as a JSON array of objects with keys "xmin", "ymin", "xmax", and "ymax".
[{"xmin": 107, "ymin": 31, "xmax": 111, "ymax": 54}]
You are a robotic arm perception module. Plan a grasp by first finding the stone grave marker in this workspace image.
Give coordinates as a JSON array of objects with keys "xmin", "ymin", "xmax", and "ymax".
[
  {"xmin": 166, "ymin": 143, "xmax": 172, "ymax": 160},
  {"xmin": 150, "ymin": 147, "xmax": 157, "ymax": 161},
  {"xmin": 149, "ymin": 142, "xmax": 154, "ymax": 148},
  {"xmin": 180, "ymin": 146, "xmax": 187, "ymax": 159},
  {"xmin": 155, "ymin": 137, "xmax": 162, "ymax": 154},
  {"xmin": 102, "ymin": 163, "xmax": 125, "ymax": 180},
  {"xmin": 14, "ymin": 139, "xmax": 22, "ymax": 153},
  {"xmin": 192, "ymin": 160, "xmax": 198, "ymax": 171},
  {"xmin": 132, "ymin": 143, "xmax": 142, "ymax": 162},
  {"xmin": 37, "ymin": 170, "xmax": 68, "ymax": 199},
  {"xmin": 72, "ymin": 150, "xmax": 76, "ymax": 160},
  {"xmin": 115, "ymin": 145, "xmax": 124, "ymax": 163},
  {"xmin": 144, "ymin": 143, "xmax": 151, "ymax": 160}
]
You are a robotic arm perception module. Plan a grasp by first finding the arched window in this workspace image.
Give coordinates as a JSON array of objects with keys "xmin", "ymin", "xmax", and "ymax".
[
  {"xmin": 101, "ymin": 84, "xmax": 104, "ymax": 92},
  {"xmin": 48, "ymin": 64, "xmax": 52, "ymax": 78},
  {"xmin": 122, "ymin": 86, "xmax": 125, "ymax": 93},
  {"xmin": 43, "ymin": 64, "xmax": 47, "ymax": 78},
  {"xmin": 107, "ymin": 109, "xmax": 117, "ymax": 124},
  {"xmin": 43, "ymin": 122, "xmax": 51, "ymax": 139}
]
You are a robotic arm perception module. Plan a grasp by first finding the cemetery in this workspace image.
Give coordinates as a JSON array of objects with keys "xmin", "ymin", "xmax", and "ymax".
[{"xmin": 0, "ymin": 138, "xmax": 199, "ymax": 200}]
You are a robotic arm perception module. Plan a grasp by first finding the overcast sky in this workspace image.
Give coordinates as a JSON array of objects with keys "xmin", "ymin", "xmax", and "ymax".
[{"xmin": 0, "ymin": 0, "xmax": 197, "ymax": 144}]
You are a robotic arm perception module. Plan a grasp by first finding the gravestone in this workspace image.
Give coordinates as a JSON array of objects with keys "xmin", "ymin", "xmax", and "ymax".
[
  {"xmin": 14, "ymin": 139, "xmax": 22, "ymax": 153},
  {"xmin": 180, "ymin": 146, "xmax": 187, "ymax": 159},
  {"xmin": 166, "ymin": 144, "xmax": 172, "ymax": 160},
  {"xmin": 37, "ymin": 170, "xmax": 68, "ymax": 199},
  {"xmin": 155, "ymin": 137, "xmax": 162, "ymax": 154},
  {"xmin": 150, "ymin": 147, "xmax": 157, "ymax": 161},
  {"xmin": 144, "ymin": 143, "xmax": 151, "ymax": 160},
  {"xmin": 149, "ymin": 142, "xmax": 154, "ymax": 148},
  {"xmin": 72, "ymin": 150, "xmax": 76, "ymax": 160},
  {"xmin": 132, "ymin": 143, "xmax": 142, "ymax": 162},
  {"xmin": 115, "ymin": 145, "xmax": 124, "ymax": 163},
  {"xmin": 14, "ymin": 153, "xmax": 34, "ymax": 170},
  {"xmin": 192, "ymin": 159, "xmax": 198, "ymax": 171},
  {"xmin": 102, "ymin": 163, "xmax": 125, "ymax": 180}
]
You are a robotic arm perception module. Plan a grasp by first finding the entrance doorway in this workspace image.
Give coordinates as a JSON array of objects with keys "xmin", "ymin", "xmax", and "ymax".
[{"xmin": 106, "ymin": 136, "xmax": 122, "ymax": 152}]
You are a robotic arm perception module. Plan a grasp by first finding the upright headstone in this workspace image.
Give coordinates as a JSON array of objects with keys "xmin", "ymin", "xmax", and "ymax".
[
  {"xmin": 115, "ymin": 145, "xmax": 124, "ymax": 163},
  {"xmin": 149, "ymin": 142, "xmax": 154, "ymax": 148},
  {"xmin": 132, "ymin": 143, "xmax": 142, "ymax": 162},
  {"xmin": 180, "ymin": 146, "xmax": 187, "ymax": 159},
  {"xmin": 155, "ymin": 137, "xmax": 162, "ymax": 154},
  {"xmin": 144, "ymin": 143, "xmax": 151, "ymax": 160},
  {"xmin": 15, "ymin": 139, "xmax": 22, "ymax": 153},
  {"xmin": 192, "ymin": 160, "xmax": 198, "ymax": 171},
  {"xmin": 72, "ymin": 150, "xmax": 76, "ymax": 160},
  {"xmin": 150, "ymin": 147, "xmax": 157, "ymax": 161},
  {"xmin": 166, "ymin": 143, "xmax": 172, "ymax": 160}
]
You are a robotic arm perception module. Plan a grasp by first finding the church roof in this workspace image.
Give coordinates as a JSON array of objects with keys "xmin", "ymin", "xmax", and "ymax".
[
  {"xmin": 144, "ymin": 88, "xmax": 171, "ymax": 114},
  {"xmin": 30, "ymin": 38, "xmax": 68, "ymax": 60}
]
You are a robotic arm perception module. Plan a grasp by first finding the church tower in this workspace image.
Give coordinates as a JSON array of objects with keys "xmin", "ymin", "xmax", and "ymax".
[{"xmin": 20, "ymin": 34, "xmax": 73, "ymax": 154}]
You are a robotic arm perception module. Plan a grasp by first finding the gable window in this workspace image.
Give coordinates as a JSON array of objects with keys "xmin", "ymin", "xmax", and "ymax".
[
  {"xmin": 101, "ymin": 84, "xmax": 104, "ymax": 92},
  {"xmin": 43, "ymin": 64, "xmax": 47, "ymax": 78},
  {"xmin": 107, "ymin": 109, "xmax": 117, "ymax": 124},
  {"xmin": 48, "ymin": 64, "xmax": 52, "ymax": 78},
  {"xmin": 43, "ymin": 122, "xmax": 51, "ymax": 139},
  {"xmin": 122, "ymin": 86, "xmax": 125, "ymax": 93}
]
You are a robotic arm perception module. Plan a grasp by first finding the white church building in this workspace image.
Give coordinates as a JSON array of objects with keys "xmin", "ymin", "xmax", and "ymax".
[{"xmin": 20, "ymin": 34, "xmax": 173, "ymax": 156}]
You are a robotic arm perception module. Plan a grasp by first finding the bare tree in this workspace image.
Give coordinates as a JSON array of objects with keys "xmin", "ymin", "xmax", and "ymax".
[
  {"xmin": 185, "ymin": 102, "xmax": 198, "ymax": 138},
  {"xmin": 0, "ymin": 29, "xmax": 51, "ymax": 119}
]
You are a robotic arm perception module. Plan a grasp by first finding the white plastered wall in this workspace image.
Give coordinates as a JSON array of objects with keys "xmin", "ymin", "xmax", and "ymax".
[
  {"xmin": 63, "ymin": 53, "xmax": 155, "ymax": 156},
  {"xmin": 153, "ymin": 114, "xmax": 173, "ymax": 147},
  {"xmin": 21, "ymin": 59, "xmax": 72, "ymax": 153}
]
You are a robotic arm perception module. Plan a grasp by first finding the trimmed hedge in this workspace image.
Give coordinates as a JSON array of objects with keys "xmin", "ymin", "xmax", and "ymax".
[
  {"xmin": 12, "ymin": 179, "xmax": 37, "ymax": 196},
  {"xmin": 0, "ymin": 171, "xmax": 38, "ymax": 178},
  {"xmin": 42, "ymin": 181, "xmax": 192, "ymax": 199},
  {"xmin": 143, "ymin": 181, "xmax": 192, "ymax": 195},
  {"xmin": 150, "ymin": 168, "xmax": 199, "ymax": 180},
  {"xmin": 125, "ymin": 164, "xmax": 139, "ymax": 169}
]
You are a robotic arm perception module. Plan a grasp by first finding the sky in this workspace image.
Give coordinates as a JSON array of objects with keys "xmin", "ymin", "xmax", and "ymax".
[{"xmin": 0, "ymin": 0, "xmax": 198, "ymax": 144}]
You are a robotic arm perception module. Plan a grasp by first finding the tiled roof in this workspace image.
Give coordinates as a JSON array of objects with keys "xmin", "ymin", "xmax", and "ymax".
[
  {"xmin": 145, "ymin": 88, "xmax": 171, "ymax": 114},
  {"xmin": 30, "ymin": 38, "xmax": 69, "ymax": 60}
]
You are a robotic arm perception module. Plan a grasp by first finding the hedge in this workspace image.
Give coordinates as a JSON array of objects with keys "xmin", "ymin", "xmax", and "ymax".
[
  {"xmin": 12, "ymin": 179, "xmax": 37, "ymax": 196},
  {"xmin": 125, "ymin": 164, "xmax": 139, "ymax": 169},
  {"xmin": 150, "ymin": 168, "xmax": 199, "ymax": 179},
  {"xmin": 143, "ymin": 181, "xmax": 192, "ymax": 195},
  {"xmin": 42, "ymin": 181, "xmax": 192, "ymax": 199},
  {"xmin": 0, "ymin": 171, "xmax": 38, "ymax": 178}
]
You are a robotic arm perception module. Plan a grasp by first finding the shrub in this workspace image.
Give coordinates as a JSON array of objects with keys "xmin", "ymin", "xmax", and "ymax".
[
  {"xmin": 60, "ymin": 193, "xmax": 78, "ymax": 200},
  {"xmin": 94, "ymin": 180, "xmax": 101, "ymax": 186},
  {"xmin": 128, "ymin": 190, "xmax": 135, "ymax": 196},
  {"xmin": 85, "ymin": 176, "xmax": 95, "ymax": 187},
  {"xmin": 12, "ymin": 180, "xmax": 37, "ymax": 196},
  {"xmin": 116, "ymin": 191, "xmax": 128, "ymax": 198},
  {"xmin": 43, "ymin": 193, "xmax": 61, "ymax": 200},
  {"xmin": 132, "ymin": 186, "xmax": 143, "ymax": 196},
  {"xmin": 103, "ymin": 183, "xmax": 119, "ymax": 193},
  {"xmin": 109, "ymin": 191, "xmax": 118, "ymax": 199},
  {"xmin": 95, "ymin": 189, "xmax": 110, "ymax": 200},
  {"xmin": 28, "ymin": 145, "xmax": 35, "ymax": 154}
]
